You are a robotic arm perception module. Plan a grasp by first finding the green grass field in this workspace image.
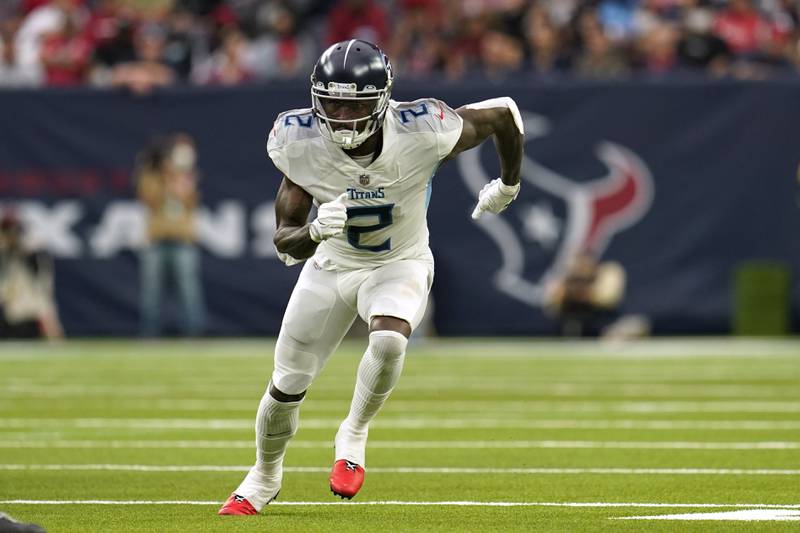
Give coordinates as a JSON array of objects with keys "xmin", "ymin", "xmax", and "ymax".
[{"xmin": 0, "ymin": 338, "xmax": 798, "ymax": 532}]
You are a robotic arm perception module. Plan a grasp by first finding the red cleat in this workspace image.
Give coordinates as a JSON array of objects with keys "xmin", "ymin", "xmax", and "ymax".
[
  {"xmin": 218, "ymin": 493, "xmax": 258, "ymax": 515},
  {"xmin": 329, "ymin": 459, "xmax": 365, "ymax": 499}
]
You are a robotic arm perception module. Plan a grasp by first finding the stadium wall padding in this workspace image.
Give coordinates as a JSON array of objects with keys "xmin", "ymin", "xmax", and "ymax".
[{"xmin": 0, "ymin": 80, "xmax": 798, "ymax": 336}]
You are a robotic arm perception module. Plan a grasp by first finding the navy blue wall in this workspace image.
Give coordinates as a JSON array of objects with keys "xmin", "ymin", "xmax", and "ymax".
[{"xmin": 0, "ymin": 80, "xmax": 797, "ymax": 335}]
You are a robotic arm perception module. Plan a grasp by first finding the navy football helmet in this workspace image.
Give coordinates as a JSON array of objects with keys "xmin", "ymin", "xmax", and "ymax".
[{"xmin": 311, "ymin": 39, "xmax": 393, "ymax": 150}]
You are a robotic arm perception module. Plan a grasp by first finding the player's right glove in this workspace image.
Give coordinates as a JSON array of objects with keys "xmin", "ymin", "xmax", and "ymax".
[
  {"xmin": 309, "ymin": 193, "xmax": 348, "ymax": 242},
  {"xmin": 471, "ymin": 178, "xmax": 520, "ymax": 220}
]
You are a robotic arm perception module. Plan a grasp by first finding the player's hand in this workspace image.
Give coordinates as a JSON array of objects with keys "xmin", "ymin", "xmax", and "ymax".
[
  {"xmin": 309, "ymin": 192, "xmax": 348, "ymax": 242},
  {"xmin": 471, "ymin": 178, "xmax": 520, "ymax": 220}
]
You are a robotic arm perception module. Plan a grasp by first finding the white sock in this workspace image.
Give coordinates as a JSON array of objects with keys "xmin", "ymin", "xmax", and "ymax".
[
  {"xmin": 336, "ymin": 330, "xmax": 408, "ymax": 466},
  {"xmin": 235, "ymin": 388, "xmax": 302, "ymax": 511}
]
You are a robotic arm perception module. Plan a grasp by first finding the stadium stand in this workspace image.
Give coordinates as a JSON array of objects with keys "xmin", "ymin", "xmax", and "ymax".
[{"xmin": 2, "ymin": 0, "xmax": 800, "ymax": 88}]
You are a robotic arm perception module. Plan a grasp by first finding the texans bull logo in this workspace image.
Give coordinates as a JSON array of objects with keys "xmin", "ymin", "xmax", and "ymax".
[{"xmin": 458, "ymin": 112, "xmax": 654, "ymax": 308}]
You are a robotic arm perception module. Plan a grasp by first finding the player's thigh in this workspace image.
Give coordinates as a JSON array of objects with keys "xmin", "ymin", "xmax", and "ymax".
[
  {"xmin": 356, "ymin": 258, "xmax": 434, "ymax": 332},
  {"xmin": 273, "ymin": 261, "xmax": 357, "ymax": 394}
]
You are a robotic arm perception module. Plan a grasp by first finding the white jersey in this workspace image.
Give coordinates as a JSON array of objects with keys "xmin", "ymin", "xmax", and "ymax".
[{"xmin": 267, "ymin": 98, "xmax": 463, "ymax": 270}]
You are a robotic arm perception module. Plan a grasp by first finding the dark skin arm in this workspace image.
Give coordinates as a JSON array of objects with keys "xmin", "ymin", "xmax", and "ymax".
[
  {"xmin": 444, "ymin": 106, "xmax": 523, "ymax": 186},
  {"xmin": 273, "ymin": 176, "xmax": 318, "ymax": 260}
]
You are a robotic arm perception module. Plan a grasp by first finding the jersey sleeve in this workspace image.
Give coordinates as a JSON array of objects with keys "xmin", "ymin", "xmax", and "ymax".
[
  {"xmin": 267, "ymin": 118, "xmax": 290, "ymax": 177},
  {"xmin": 266, "ymin": 108, "xmax": 317, "ymax": 178},
  {"xmin": 431, "ymin": 99, "xmax": 464, "ymax": 160}
]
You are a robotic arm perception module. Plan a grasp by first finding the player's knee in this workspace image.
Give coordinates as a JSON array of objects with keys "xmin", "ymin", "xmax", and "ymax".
[
  {"xmin": 368, "ymin": 330, "xmax": 408, "ymax": 362},
  {"xmin": 271, "ymin": 369, "xmax": 313, "ymax": 397},
  {"xmin": 369, "ymin": 315, "xmax": 412, "ymax": 337},
  {"xmin": 273, "ymin": 338, "xmax": 320, "ymax": 396},
  {"xmin": 269, "ymin": 381, "xmax": 306, "ymax": 402}
]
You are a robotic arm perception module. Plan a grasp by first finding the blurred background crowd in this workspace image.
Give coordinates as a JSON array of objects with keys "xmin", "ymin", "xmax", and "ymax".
[{"xmin": 1, "ymin": 0, "xmax": 800, "ymax": 90}]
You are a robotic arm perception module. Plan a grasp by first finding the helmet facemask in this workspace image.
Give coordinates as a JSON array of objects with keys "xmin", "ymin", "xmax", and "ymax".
[{"xmin": 311, "ymin": 79, "xmax": 392, "ymax": 150}]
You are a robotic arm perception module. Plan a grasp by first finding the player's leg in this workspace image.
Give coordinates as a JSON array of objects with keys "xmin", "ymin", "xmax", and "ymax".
[
  {"xmin": 331, "ymin": 258, "xmax": 433, "ymax": 498},
  {"xmin": 139, "ymin": 243, "xmax": 165, "ymax": 337},
  {"xmin": 221, "ymin": 260, "xmax": 357, "ymax": 514},
  {"xmin": 173, "ymin": 243, "xmax": 206, "ymax": 336}
]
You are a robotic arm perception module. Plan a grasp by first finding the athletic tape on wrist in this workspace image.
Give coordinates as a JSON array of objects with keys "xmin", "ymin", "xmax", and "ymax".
[{"xmin": 498, "ymin": 181, "xmax": 520, "ymax": 196}]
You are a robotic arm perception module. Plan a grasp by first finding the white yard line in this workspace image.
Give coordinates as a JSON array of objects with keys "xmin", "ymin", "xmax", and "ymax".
[
  {"xmin": 0, "ymin": 439, "xmax": 798, "ymax": 450},
  {"xmin": 615, "ymin": 509, "xmax": 800, "ymax": 521},
  {"xmin": 1, "ymin": 337, "xmax": 798, "ymax": 359},
  {"xmin": 2, "ymin": 464, "xmax": 799, "ymax": 475},
  {"xmin": 3, "ymin": 399, "xmax": 800, "ymax": 414},
  {"xmin": 0, "ymin": 418, "xmax": 798, "ymax": 430},
  {"xmin": 1, "ymin": 500, "xmax": 800, "ymax": 508}
]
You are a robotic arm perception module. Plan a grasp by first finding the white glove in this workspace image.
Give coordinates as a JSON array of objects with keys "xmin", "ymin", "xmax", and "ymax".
[
  {"xmin": 309, "ymin": 192, "xmax": 348, "ymax": 242},
  {"xmin": 471, "ymin": 179, "xmax": 520, "ymax": 220}
]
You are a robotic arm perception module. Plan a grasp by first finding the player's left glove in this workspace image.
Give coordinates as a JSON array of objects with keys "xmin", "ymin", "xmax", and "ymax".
[
  {"xmin": 309, "ymin": 193, "xmax": 348, "ymax": 242},
  {"xmin": 471, "ymin": 178, "xmax": 520, "ymax": 220}
]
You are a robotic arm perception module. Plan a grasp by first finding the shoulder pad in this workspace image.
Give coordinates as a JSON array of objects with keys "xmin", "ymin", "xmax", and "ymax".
[
  {"xmin": 269, "ymin": 107, "xmax": 319, "ymax": 146},
  {"xmin": 390, "ymin": 98, "xmax": 462, "ymax": 135},
  {"xmin": 389, "ymin": 98, "xmax": 463, "ymax": 160},
  {"xmin": 267, "ymin": 107, "xmax": 320, "ymax": 176}
]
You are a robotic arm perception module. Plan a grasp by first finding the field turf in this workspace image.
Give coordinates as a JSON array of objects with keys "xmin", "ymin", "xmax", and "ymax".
[{"xmin": 0, "ymin": 338, "xmax": 798, "ymax": 532}]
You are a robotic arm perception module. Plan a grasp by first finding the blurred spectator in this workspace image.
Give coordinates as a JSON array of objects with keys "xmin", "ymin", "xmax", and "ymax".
[
  {"xmin": 544, "ymin": 251, "xmax": 626, "ymax": 337},
  {"xmin": 40, "ymin": 6, "xmax": 93, "ymax": 85},
  {"xmin": 635, "ymin": 19, "xmax": 678, "ymax": 74},
  {"xmin": 245, "ymin": 2, "xmax": 317, "ymax": 80},
  {"xmin": 0, "ymin": 211, "xmax": 64, "ymax": 340},
  {"xmin": 480, "ymin": 30, "xmax": 525, "ymax": 80},
  {"xmin": 327, "ymin": 0, "xmax": 389, "ymax": 47},
  {"xmin": 523, "ymin": 6, "xmax": 570, "ymax": 76},
  {"xmin": 136, "ymin": 133, "xmax": 206, "ymax": 337},
  {"xmin": 712, "ymin": 0, "xmax": 770, "ymax": 55},
  {"xmin": 194, "ymin": 25, "xmax": 255, "ymax": 85},
  {"xmin": 498, "ymin": 0, "xmax": 529, "ymax": 42},
  {"xmin": 15, "ymin": 0, "xmax": 87, "ymax": 82},
  {"xmin": 88, "ymin": 1, "xmax": 137, "ymax": 85},
  {"xmin": 676, "ymin": 6, "xmax": 731, "ymax": 75},
  {"xmin": 6, "ymin": 0, "xmax": 800, "ymax": 85},
  {"xmin": 0, "ymin": 16, "xmax": 41, "ymax": 86},
  {"xmin": 390, "ymin": 0, "xmax": 445, "ymax": 77},
  {"xmin": 574, "ymin": 10, "xmax": 631, "ymax": 78},
  {"xmin": 161, "ymin": 6, "xmax": 201, "ymax": 80},
  {"xmin": 447, "ymin": 12, "xmax": 490, "ymax": 78},
  {"xmin": 111, "ymin": 22, "xmax": 176, "ymax": 94}
]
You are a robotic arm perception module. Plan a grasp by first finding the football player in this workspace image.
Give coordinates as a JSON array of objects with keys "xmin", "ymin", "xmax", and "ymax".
[{"xmin": 219, "ymin": 39, "xmax": 524, "ymax": 515}]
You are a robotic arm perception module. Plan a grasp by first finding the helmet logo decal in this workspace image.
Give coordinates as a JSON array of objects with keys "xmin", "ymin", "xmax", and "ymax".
[{"xmin": 326, "ymin": 82, "xmax": 357, "ymax": 95}]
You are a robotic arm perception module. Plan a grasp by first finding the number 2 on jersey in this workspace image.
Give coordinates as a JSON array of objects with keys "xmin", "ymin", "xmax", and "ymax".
[{"xmin": 346, "ymin": 204, "xmax": 394, "ymax": 252}]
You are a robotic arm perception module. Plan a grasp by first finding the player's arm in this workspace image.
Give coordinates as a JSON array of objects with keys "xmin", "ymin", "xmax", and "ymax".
[
  {"xmin": 445, "ymin": 97, "xmax": 525, "ymax": 219},
  {"xmin": 273, "ymin": 177, "xmax": 316, "ymax": 260},
  {"xmin": 273, "ymin": 177, "xmax": 348, "ymax": 262}
]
